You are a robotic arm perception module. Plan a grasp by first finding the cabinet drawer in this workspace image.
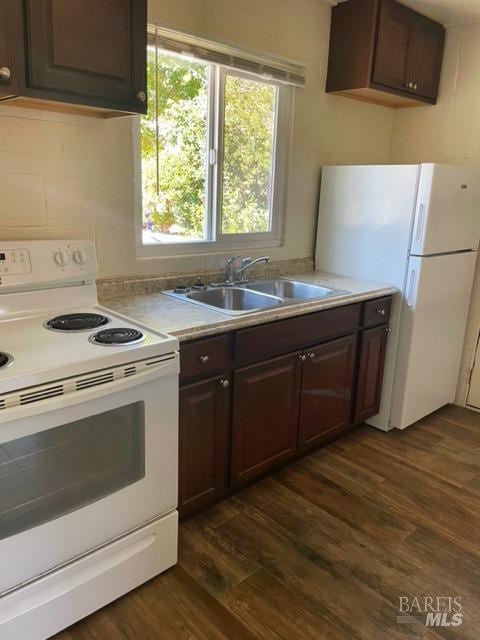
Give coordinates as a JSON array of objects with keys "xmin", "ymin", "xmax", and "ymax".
[
  {"xmin": 234, "ymin": 304, "xmax": 361, "ymax": 367},
  {"xmin": 180, "ymin": 335, "xmax": 230, "ymax": 384},
  {"xmin": 362, "ymin": 297, "xmax": 392, "ymax": 328}
]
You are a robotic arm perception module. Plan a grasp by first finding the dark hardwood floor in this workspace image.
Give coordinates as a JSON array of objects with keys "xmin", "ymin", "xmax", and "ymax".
[{"xmin": 55, "ymin": 405, "xmax": 480, "ymax": 640}]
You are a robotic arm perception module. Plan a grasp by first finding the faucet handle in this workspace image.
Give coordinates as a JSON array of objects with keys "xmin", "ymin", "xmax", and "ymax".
[{"xmin": 225, "ymin": 254, "xmax": 242, "ymax": 284}]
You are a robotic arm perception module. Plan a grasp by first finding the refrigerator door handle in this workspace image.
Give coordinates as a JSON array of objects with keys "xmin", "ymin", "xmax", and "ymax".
[
  {"xmin": 407, "ymin": 268, "xmax": 417, "ymax": 307},
  {"xmin": 414, "ymin": 203, "xmax": 426, "ymax": 245}
]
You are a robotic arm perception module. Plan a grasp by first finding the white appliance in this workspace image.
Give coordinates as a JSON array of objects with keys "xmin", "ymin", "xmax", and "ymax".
[
  {"xmin": 316, "ymin": 163, "xmax": 479, "ymax": 431},
  {"xmin": 0, "ymin": 240, "xmax": 179, "ymax": 639}
]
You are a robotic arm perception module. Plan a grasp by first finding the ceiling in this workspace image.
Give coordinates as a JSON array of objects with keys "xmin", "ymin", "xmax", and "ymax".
[
  {"xmin": 334, "ymin": 0, "xmax": 480, "ymax": 26},
  {"xmin": 400, "ymin": 0, "xmax": 480, "ymax": 26}
]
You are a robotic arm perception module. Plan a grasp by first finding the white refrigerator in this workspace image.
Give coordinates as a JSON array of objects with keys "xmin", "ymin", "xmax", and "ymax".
[{"xmin": 315, "ymin": 163, "xmax": 480, "ymax": 431}]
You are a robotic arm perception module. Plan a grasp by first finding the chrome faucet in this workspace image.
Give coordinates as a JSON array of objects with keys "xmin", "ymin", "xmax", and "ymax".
[
  {"xmin": 220, "ymin": 254, "xmax": 270, "ymax": 285},
  {"xmin": 237, "ymin": 256, "xmax": 270, "ymax": 281}
]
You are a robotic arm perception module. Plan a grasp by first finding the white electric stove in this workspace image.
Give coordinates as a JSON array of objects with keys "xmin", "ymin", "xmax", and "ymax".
[{"xmin": 0, "ymin": 240, "xmax": 179, "ymax": 640}]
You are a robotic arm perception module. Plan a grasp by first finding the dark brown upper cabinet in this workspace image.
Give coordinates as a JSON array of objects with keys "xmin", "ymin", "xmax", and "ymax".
[
  {"xmin": 0, "ymin": 0, "xmax": 147, "ymax": 117},
  {"xmin": 326, "ymin": 0, "xmax": 445, "ymax": 107}
]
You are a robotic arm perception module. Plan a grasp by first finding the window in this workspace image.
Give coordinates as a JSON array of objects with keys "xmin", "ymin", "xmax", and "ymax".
[
  {"xmin": 0, "ymin": 403, "xmax": 144, "ymax": 539},
  {"xmin": 138, "ymin": 44, "xmax": 293, "ymax": 253}
]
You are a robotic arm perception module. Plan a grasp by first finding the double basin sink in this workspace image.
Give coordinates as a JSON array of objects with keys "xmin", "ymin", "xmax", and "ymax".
[{"xmin": 164, "ymin": 279, "xmax": 348, "ymax": 316}]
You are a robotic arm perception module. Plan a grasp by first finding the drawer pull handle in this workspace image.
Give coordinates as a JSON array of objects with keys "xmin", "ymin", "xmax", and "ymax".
[
  {"xmin": 299, "ymin": 354, "xmax": 307, "ymax": 362},
  {"xmin": 307, "ymin": 352, "xmax": 315, "ymax": 359},
  {"xmin": 220, "ymin": 379, "xmax": 230, "ymax": 388},
  {"xmin": 199, "ymin": 355, "xmax": 210, "ymax": 363},
  {"xmin": 378, "ymin": 309, "xmax": 386, "ymax": 316},
  {"xmin": 0, "ymin": 66, "xmax": 11, "ymax": 80}
]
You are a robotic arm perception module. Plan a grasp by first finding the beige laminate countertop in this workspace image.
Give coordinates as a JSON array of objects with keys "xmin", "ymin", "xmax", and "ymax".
[{"xmin": 102, "ymin": 272, "xmax": 398, "ymax": 343}]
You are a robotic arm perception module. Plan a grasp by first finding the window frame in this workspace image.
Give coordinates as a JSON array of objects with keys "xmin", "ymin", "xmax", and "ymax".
[{"xmin": 134, "ymin": 53, "xmax": 293, "ymax": 258}]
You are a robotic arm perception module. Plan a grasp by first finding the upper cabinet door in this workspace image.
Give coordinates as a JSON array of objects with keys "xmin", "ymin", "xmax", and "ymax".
[
  {"xmin": 24, "ymin": 0, "xmax": 147, "ymax": 113},
  {"xmin": 0, "ymin": 1, "xmax": 10, "ymax": 89},
  {"xmin": 326, "ymin": 0, "xmax": 445, "ymax": 107},
  {"xmin": 0, "ymin": 0, "xmax": 18, "ymax": 98},
  {"xmin": 407, "ymin": 18, "xmax": 445, "ymax": 100},
  {"xmin": 372, "ymin": 0, "xmax": 412, "ymax": 92}
]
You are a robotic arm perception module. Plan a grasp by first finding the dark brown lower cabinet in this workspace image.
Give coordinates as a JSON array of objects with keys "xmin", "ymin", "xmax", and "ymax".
[
  {"xmin": 178, "ymin": 376, "xmax": 230, "ymax": 517},
  {"xmin": 231, "ymin": 352, "xmax": 302, "ymax": 488},
  {"xmin": 178, "ymin": 296, "xmax": 392, "ymax": 517},
  {"xmin": 298, "ymin": 335, "xmax": 356, "ymax": 451},
  {"xmin": 354, "ymin": 325, "xmax": 389, "ymax": 423}
]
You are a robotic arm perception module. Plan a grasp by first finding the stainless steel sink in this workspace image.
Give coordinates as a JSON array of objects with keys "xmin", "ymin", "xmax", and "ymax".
[
  {"xmin": 246, "ymin": 279, "xmax": 339, "ymax": 300},
  {"xmin": 163, "ymin": 279, "xmax": 348, "ymax": 316},
  {"xmin": 175, "ymin": 287, "xmax": 283, "ymax": 315}
]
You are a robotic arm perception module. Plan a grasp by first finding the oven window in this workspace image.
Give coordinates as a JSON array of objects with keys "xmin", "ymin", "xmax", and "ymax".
[{"xmin": 0, "ymin": 402, "xmax": 145, "ymax": 540}]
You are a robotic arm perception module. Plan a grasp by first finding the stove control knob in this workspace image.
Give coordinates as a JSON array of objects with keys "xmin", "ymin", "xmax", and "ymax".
[
  {"xmin": 73, "ymin": 249, "xmax": 87, "ymax": 265},
  {"xmin": 54, "ymin": 250, "xmax": 70, "ymax": 267}
]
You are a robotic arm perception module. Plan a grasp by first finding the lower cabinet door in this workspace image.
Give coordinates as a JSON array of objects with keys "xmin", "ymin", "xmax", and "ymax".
[
  {"xmin": 231, "ymin": 352, "xmax": 302, "ymax": 487},
  {"xmin": 298, "ymin": 335, "xmax": 356, "ymax": 450},
  {"xmin": 354, "ymin": 325, "xmax": 389, "ymax": 423},
  {"xmin": 179, "ymin": 376, "xmax": 230, "ymax": 517}
]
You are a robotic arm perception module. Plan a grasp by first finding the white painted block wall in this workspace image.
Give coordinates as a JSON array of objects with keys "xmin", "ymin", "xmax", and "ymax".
[{"xmin": 0, "ymin": 0, "xmax": 395, "ymax": 279}]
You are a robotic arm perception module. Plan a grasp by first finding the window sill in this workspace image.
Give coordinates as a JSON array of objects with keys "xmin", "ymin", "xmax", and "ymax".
[{"xmin": 136, "ymin": 238, "xmax": 283, "ymax": 260}]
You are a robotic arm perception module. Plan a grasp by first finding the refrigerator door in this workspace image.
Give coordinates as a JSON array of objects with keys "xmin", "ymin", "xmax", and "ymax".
[
  {"xmin": 411, "ymin": 164, "xmax": 480, "ymax": 256},
  {"xmin": 390, "ymin": 251, "xmax": 477, "ymax": 429}
]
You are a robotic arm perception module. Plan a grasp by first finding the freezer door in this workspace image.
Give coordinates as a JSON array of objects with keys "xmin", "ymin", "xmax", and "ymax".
[
  {"xmin": 316, "ymin": 164, "xmax": 419, "ymax": 288},
  {"xmin": 390, "ymin": 251, "xmax": 477, "ymax": 429},
  {"xmin": 411, "ymin": 164, "xmax": 480, "ymax": 256}
]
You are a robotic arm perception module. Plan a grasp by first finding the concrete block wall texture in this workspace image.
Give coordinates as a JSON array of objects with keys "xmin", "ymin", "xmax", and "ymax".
[{"xmin": 0, "ymin": 0, "xmax": 395, "ymax": 278}]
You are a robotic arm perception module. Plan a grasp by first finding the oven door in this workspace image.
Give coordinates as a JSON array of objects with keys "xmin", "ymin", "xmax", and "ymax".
[{"xmin": 0, "ymin": 353, "xmax": 178, "ymax": 595}]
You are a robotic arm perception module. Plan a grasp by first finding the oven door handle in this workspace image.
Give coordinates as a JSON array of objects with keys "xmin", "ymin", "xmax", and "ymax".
[{"xmin": 0, "ymin": 354, "xmax": 179, "ymax": 429}]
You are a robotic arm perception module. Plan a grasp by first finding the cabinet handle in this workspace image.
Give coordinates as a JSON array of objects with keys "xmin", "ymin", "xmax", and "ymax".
[
  {"xmin": 299, "ymin": 354, "xmax": 307, "ymax": 362},
  {"xmin": 307, "ymin": 352, "xmax": 315, "ymax": 359},
  {"xmin": 0, "ymin": 66, "xmax": 11, "ymax": 80},
  {"xmin": 385, "ymin": 327, "xmax": 392, "ymax": 334},
  {"xmin": 136, "ymin": 90, "xmax": 147, "ymax": 102},
  {"xmin": 413, "ymin": 83, "xmax": 418, "ymax": 91},
  {"xmin": 199, "ymin": 355, "xmax": 209, "ymax": 364},
  {"xmin": 377, "ymin": 308, "xmax": 386, "ymax": 316},
  {"xmin": 220, "ymin": 379, "xmax": 230, "ymax": 388}
]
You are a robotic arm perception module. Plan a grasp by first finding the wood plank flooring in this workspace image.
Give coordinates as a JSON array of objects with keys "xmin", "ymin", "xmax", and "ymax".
[{"xmin": 55, "ymin": 405, "xmax": 480, "ymax": 640}]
